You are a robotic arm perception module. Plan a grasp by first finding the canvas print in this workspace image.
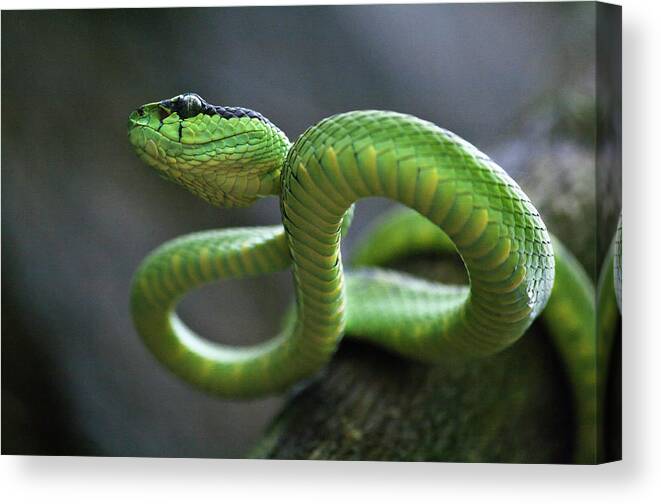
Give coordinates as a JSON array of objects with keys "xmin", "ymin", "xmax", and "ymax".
[{"xmin": 2, "ymin": 2, "xmax": 621, "ymax": 464}]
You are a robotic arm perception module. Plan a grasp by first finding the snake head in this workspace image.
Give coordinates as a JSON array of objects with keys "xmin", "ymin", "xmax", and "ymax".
[{"xmin": 128, "ymin": 93, "xmax": 290, "ymax": 207}]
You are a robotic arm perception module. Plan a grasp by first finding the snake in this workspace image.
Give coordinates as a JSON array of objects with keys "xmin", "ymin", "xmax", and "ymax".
[{"xmin": 128, "ymin": 92, "xmax": 618, "ymax": 463}]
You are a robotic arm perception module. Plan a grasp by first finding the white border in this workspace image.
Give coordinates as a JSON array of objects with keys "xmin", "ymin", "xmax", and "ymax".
[{"xmin": 2, "ymin": 0, "xmax": 660, "ymax": 503}]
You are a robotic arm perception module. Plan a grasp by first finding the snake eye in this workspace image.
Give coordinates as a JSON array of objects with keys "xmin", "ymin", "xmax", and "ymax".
[{"xmin": 178, "ymin": 93, "xmax": 203, "ymax": 119}]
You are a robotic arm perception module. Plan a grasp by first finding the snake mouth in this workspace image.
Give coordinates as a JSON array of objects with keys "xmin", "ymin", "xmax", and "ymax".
[
  {"xmin": 130, "ymin": 121, "xmax": 264, "ymax": 155},
  {"xmin": 129, "ymin": 105, "xmax": 267, "ymax": 149}
]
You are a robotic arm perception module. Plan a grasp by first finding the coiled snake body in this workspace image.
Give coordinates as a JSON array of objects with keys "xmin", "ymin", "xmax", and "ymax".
[{"xmin": 128, "ymin": 93, "xmax": 617, "ymax": 463}]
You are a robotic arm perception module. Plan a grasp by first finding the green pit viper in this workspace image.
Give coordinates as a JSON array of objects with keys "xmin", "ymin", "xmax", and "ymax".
[{"xmin": 128, "ymin": 93, "xmax": 621, "ymax": 464}]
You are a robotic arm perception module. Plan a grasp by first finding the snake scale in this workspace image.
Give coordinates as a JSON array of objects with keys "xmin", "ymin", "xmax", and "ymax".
[{"xmin": 128, "ymin": 93, "xmax": 620, "ymax": 463}]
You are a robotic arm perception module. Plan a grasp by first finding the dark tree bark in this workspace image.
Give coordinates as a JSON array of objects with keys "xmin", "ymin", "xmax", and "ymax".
[{"xmin": 252, "ymin": 331, "xmax": 574, "ymax": 462}]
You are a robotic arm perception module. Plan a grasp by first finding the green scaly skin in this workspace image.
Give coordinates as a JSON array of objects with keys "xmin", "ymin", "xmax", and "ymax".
[{"xmin": 128, "ymin": 93, "xmax": 611, "ymax": 464}]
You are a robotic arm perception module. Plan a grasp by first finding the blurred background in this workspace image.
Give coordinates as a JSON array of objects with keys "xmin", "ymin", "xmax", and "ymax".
[{"xmin": 2, "ymin": 3, "xmax": 617, "ymax": 458}]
